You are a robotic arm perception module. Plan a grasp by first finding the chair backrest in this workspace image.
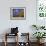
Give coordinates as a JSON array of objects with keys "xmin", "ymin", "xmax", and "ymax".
[{"xmin": 11, "ymin": 27, "xmax": 18, "ymax": 34}]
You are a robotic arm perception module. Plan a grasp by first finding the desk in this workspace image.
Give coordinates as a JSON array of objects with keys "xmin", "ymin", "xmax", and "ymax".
[{"xmin": 4, "ymin": 33, "xmax": 18, "ymax": 46}]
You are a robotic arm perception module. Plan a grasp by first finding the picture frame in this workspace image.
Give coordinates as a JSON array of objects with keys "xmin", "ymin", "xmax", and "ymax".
[
  {"xmin": 10, "ymin": 7, "xmax": 26, "ymax": 20},
  {"xmin": 37, "ymin": 0, "xmax": 46, "ymax": 18},
  {"xmin": 36, "ymin": 0, "xmax": 46, "ymax": 26}
]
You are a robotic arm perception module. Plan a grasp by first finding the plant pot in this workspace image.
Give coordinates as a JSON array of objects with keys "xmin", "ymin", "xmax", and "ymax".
[
  {"xmin": 37, "ymin": 39, "xmax": 44, "ymax": 44},
  {"xmin": 37, "ymin": 39, "xmax": 40, "ymax": 43}
]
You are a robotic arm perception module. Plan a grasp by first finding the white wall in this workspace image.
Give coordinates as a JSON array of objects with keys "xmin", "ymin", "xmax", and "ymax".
[{"xmin": 0, "ymin": 0, "xmax": 37, "ymax": 42}]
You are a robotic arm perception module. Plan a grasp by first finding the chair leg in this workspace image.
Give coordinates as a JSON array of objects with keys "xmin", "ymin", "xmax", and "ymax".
[
  {"xmin": 16, "ymin": 34, "xmax": 18, "ymax": 46},
  {"xmin": 4, "ymin": 33, "xmax": 7, "ymax": 46}
]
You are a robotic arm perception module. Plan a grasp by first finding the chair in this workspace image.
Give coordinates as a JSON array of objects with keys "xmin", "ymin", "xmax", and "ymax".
[
  {"xmin": 4, "ymin": 27, "xmax": 19, "ymax": 46},
  {"xmin": 18, "ymin": 33, "xmax": 30, "ymax": 46}
]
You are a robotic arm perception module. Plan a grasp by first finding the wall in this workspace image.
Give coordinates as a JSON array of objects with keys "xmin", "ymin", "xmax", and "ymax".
[{"xmin": 0, "ymin": 0, "xmax": 36, "ymax": 42}]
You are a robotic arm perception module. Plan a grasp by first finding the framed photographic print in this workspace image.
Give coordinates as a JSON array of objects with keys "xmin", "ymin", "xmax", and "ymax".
[
  {"xmin": 37, "ymin": 0, "xmax": 46, "ymax": 18},
  {"xmin": 36, "ymin": 0, "xmax": 46, "ymax": 26},
  {"xmin": 10, "ymin": 7, "xmax": 26, "ymax": 20}
]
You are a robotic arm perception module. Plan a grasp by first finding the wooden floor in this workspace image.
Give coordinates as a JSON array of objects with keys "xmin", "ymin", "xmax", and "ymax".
[{"xmin": 0, "ymin": 42, "xmax": 46, "ymax": 46}]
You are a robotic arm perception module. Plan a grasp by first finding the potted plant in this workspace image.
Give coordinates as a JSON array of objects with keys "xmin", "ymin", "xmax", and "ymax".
[
  {"xmin": 32, "ymin": 25, "xmax": 39, "ymax": 30},
  {"xmin": 32, "ymin": 24, "xmax": 45, "ymax": 30},
  {"xmin": 40, "ymin": 26, "xmax": 45, "ymax": 29},
  {"xmin": 33, "ymin": 32, "xmax": 46, "ymax": 43}
]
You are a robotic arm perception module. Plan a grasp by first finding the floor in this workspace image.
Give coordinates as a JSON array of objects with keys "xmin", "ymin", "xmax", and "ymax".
[{"xmin": 0, "ymin": 42, "xmax": 46, "ymax": 46}]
